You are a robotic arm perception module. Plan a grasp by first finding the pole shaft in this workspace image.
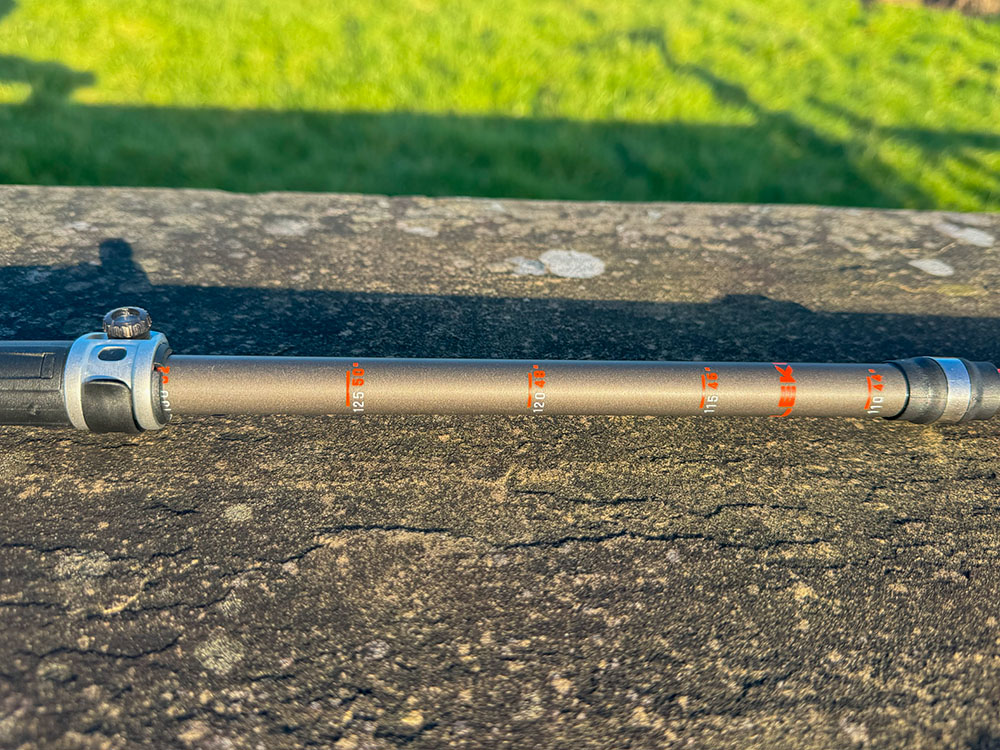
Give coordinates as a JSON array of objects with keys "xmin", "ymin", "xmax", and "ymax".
[{"xmin": 164, "ymin": 356, "xmax": 907, "ymax": 419}]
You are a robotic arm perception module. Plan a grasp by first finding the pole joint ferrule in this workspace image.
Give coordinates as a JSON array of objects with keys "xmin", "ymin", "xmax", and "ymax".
[{"xmin": 887, "ymin": 357, "xmax": 1000, "ymax": 424}]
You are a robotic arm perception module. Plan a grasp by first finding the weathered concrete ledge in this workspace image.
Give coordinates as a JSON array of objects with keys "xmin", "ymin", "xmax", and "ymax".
[{"xmin": 1, "ymin": 186, "xmax": 999, "ymax": 748}]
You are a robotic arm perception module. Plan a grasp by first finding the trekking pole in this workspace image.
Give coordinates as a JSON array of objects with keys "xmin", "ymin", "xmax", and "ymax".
[{"xmin": 1, "ymin": 307, "xmax": 997, "ymax": 433}]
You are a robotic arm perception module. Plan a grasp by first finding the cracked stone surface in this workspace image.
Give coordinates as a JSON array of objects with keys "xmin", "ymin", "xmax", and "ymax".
[{"xmin": 1, "ymin": 186, "xmax": 1000, "ymax": 749}]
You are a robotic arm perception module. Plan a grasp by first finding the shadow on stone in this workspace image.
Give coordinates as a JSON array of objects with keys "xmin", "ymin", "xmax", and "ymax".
[
  {"xmin": 969, "ymin": 730, "xmax": 1000, "ymax": 750},
  {"xmin": 1, "ymin": 239, "xmax": 997, "ymax": 365}
]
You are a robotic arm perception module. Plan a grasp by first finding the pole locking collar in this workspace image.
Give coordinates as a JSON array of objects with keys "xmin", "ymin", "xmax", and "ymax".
[{"xmin": 63, "ymin": 307, "xmax": 171, "ymax": 432}]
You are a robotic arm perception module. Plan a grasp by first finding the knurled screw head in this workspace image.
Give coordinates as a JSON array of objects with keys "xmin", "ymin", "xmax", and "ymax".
[{"xmin": 103, "ymin": 306, "xmax": 152, "ymax": 339}]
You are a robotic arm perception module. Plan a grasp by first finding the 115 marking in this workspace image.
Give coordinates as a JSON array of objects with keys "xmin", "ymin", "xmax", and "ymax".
[{"xmin": 699, "ymin": 366, "xmax": 719, "ymax": 414}]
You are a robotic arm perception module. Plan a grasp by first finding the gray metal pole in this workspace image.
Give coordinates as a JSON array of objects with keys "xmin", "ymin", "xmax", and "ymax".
[
  {"xmin": 165, "ymin": 356, "xmax": 910, "ymax": 419},
  {"xmin": 2, "ymin": 308, "xmax": 998, "ymax": 432}
]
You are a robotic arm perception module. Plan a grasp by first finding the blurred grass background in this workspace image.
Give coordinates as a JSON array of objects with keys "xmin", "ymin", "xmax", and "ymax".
[{"xmin": 0, "ymin": 0, "xmax": 997, "ymax": 209}]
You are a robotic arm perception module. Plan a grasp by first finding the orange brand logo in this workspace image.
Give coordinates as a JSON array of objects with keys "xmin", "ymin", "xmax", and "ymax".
[{"xmin": 770, "ymin": 363, "xmax": 796, "ymax": 418}]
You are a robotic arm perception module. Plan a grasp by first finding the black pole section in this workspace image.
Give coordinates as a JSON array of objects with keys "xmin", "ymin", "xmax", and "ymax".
[{"xmin": 0, "ymin": 341, "xmax": 74, "ymax": 427}]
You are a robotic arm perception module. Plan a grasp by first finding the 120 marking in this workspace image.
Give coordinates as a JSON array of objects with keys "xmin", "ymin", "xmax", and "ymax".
[{"xmin": 528, "ymin": 365, "xmax": 546, "ymax": 414}]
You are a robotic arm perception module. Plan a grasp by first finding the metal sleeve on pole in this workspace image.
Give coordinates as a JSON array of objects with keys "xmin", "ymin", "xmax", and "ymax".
[{"xmin": 933, "ymin": 358, "xmax": 973, "ymax": 424}]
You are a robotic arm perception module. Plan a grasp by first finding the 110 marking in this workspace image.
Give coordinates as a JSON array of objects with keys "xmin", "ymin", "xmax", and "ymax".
[
  {"xmin": 155, "ymin": 365, "xmax": 172, "ymax": 416},
  {"xmin": 865, "ymin": 368, "xmax": 885, "ymax": 415}
]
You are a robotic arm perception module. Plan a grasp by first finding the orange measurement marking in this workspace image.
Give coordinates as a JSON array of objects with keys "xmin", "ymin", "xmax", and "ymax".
[
  {"xmin": 346, "ymin": 362, "xmax": 364, "ymax": 408},
  {"xmin": 527, "ymin": 364, "xmax": 546, "ymax": 412},
  {"xmin": 699, "ymin": 367, "xmax": 718, "ymax": 411},
  {"xmin": 865, "ymin": 368, "xmax": 885, "ymax": 413}
]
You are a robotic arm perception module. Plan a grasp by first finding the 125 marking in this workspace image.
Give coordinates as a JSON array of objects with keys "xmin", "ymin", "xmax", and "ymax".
[{"xmin": 346, "ymin": 363, "xmax": 365, "ymax": 413}]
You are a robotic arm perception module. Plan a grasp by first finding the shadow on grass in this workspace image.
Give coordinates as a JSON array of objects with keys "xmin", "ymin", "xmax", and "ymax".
[
  {"xmin": 0, "ymin": 2, "xmax": 996, "ymax": 207},
  {"xmin": 0, "ymin": 0, "xmax": 94, "ymax": 106},
  {"xmin": 0, "ymin": 101, "xmax": 926, "ymax": 206},
  {"xmin": 2, "ymin": 239, "xmax": 998, "ymax": 365}
]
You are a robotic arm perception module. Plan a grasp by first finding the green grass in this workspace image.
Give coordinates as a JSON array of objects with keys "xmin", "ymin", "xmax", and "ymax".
[{"xmin": 0, "ymin": 0, "xmax": 998, "ymax": 209}]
